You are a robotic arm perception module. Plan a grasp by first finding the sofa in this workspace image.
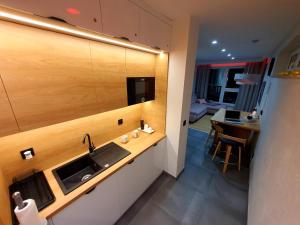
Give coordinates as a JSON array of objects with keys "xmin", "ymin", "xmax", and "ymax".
[{"xmin": 189, "ymin": 97, "xmax": 227, "ymax": 123}]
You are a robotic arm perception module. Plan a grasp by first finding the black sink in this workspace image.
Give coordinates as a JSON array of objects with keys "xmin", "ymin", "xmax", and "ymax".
[
  {"xmin": 91, "ymin": 142, "xmax": 131, "ymax": 168},
  {"xmin": 53, "ymin": 142, "xmax": 130, "ymax": 195},
  {"xmin": 53, "ymin": 154, "xmax": 103, "ymax": 194}
]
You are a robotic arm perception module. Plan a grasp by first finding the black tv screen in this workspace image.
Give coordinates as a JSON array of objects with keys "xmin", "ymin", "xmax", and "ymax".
[{"xmin": 127, "ymin": 77, "xmax": 155, "ymax": 105}]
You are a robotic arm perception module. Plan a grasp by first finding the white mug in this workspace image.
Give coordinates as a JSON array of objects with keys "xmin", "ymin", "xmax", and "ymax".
[
  {"xmin": 131, "ymin": 130, "xmax": 139, "ymax": 138},
  {"xmin": 120, "ymin": 135, "xmax": 129, "ymax": 143}
]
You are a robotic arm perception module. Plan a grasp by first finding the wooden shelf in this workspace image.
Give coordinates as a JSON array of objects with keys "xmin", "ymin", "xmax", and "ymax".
[{"xmin": 272, "ymin": 70, "xmax": 300, "ymax": 79}]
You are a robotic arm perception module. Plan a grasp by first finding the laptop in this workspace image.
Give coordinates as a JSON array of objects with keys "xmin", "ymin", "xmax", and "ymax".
[{"xmin": 225, "ymin": 110, "xmax": 241, "ymax": 122}]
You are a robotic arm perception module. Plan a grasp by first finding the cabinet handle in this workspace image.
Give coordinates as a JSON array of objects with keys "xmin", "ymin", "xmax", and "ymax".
[
  {"xmin": 85, "ymin": 186, "xmax": 96, "ymax": 195},
  {"xmin": 127, "ymin": 159, "xmax": 135, "ymax": 164}
]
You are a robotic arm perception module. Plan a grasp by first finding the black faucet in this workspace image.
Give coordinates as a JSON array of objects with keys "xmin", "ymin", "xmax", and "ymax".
[{"xmin": 82, "ymin": 133, "xmax": 95, "ymax": 154}]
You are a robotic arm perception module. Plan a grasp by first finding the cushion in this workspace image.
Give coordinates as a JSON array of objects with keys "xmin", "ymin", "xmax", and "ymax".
[
  {"xmin": 190, "ymin": 103, "xmax": 208, "ymax": 114},
  {"xmin": 196, "ymin": 98, "xmax": 207, "ymax": 104}
]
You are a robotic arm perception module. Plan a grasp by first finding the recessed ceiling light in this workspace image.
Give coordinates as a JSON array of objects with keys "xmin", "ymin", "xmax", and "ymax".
[
  {"xmin": 221, "ymin": 48, "xmax": 226, "ymax": 52},
  {"xmin": 227, "ymin": 53, "xmax": 232, "ymax": 57},
  {"xmin": 231, "ymin": 57, "xmax": 235, "ymax": 60},
  {"xmin": 211, "ymin": 40, "xmax": 218, "ymax": 45}
]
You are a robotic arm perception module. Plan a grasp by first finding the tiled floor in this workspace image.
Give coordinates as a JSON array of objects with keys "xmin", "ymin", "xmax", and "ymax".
[{"xmin": 115, "ymin": 129, "xmax": 249, "ymax": 225}]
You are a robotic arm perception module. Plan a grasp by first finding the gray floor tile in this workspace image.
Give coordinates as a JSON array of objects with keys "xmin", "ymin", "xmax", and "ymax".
[
  {"xmin": 151, "ymin": 177, "xmax": 197, "ymax": 222},
  {"xmin": 197, "ymin": 197, "xmax": 246, "ymax": 225},
  {"xmin": 177, "ymin": 164, "xmax": 213, "ymax": 193},
  {"xmin": 181, "ymin": 192, "xmax": 206, "ymax": 225},
  {"xmin": 128, "ymin": 200, "xmax": 180, "ymax": 225}
]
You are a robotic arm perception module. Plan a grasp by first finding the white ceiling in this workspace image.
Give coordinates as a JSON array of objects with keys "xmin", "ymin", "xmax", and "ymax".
[{"xmin": 140, "ymin": 0, "xmax": 300, "ymax": 63}]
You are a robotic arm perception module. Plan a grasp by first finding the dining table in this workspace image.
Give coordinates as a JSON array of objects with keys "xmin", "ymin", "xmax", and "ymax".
[
  {"xmin": 211, "ymin": 108, "xmax": 260, "ymax": 133},
  {"xmin": 209, "ymin": 108, "xmax": 260, "ymax": 166}
]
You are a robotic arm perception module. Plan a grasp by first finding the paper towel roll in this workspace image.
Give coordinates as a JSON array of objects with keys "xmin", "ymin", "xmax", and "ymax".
[{"xmin": 14, "ymin": 199, "xmax": 47, "ymax": 225}]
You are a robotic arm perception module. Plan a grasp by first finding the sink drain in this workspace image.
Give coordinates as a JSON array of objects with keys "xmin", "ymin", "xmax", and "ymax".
[{"xmin": 81, "ymin": 174, "xmax": 92, "ymax": 182}]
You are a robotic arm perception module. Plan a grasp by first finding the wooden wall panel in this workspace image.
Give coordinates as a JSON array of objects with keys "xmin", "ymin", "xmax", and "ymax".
[
  {"xmin": 90, "ymin": 41, "xmax": 127, "ymax": 111},
  {"xmin": 0, "ymin": 104, "xmax": 142, "ymax": 184},
  {"xmin": 125, "ymin": 49, "xmax": 156, "ymax": 76},
  {"xmin": 142, "ymin": 54, "xmax": 168, "ymax": 133},
  {"xmin": 0, "ymin": 21, "xmax": 100, "ymax": 131},
  {"xmin": 0, "ymin": 168, "xmax": 10, "ymax": 225},
  {"xmin": 0, "ymin": 76, "xmax": 19, "ymax": 136}
]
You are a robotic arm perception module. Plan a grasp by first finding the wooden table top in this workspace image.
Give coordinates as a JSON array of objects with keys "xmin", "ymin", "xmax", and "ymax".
[{"xmin": 211, "ymin": 108, "xmax": 260, "ymax": 132}]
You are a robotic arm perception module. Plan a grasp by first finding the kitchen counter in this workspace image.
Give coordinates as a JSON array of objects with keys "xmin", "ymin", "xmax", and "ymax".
[{"xmin": 39, "ymin": 130, "xmax": 166, "ymax": 219}]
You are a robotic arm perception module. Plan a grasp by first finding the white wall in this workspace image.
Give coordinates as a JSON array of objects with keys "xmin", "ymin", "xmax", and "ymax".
[
  {"xmin": 248, "ymin": 23, "xmax": 300, "ymax": 225},
  {"xmin": 164, "ymin": 16, "xmax": 199, "ymax": 177},
  {"xmin": 248, "ymin": 78, "xmax": 300, "ymax": 225}
]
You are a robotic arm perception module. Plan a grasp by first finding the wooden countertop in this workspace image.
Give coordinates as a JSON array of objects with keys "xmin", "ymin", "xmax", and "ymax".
[
  {"xmin": 39, "ymin": 130, "xmax": 166, "ymax": 219},
  {"xmin": 211, "ymin": 108, "xmax": 260, "ymax": 132}
]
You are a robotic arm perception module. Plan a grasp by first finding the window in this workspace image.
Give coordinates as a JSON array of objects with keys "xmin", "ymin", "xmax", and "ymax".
[
  {"xmin": 207, "ymin": 69, "xmax": 223, "ymax": 102},
  {"xmin": 204, "ymin": 67, "xmax": 244, "ymax": 106},
  {"xmin": 223, "ymin": 91, "xmax": 238, "ymax": 104},
  {"xmin": 226, "ymin": 68, "xmax": 244, "ymax": 88}
]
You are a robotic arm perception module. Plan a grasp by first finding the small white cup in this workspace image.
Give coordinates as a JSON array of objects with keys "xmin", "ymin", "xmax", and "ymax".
[
  {"xmin": 120, "ymin": 135, "xmax": 129, "ymax": 144},
  {"xmin": 144, "ymin": 124, "xmax": 149, "ymax": 130},
  {"xmin": 131, "ymin": 130, "xmax": 139, "ymax": 138}
]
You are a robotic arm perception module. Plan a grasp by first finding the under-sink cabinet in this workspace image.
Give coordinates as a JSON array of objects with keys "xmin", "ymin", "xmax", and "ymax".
[{"xmin": 49, "ymin": 138, "xmax": 166, "ymax": 225}]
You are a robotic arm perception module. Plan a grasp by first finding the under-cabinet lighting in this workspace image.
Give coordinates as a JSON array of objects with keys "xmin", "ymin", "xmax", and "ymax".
[{"xmin": 0, "ymin": 10, "xmax": 164, "ymax": 54}]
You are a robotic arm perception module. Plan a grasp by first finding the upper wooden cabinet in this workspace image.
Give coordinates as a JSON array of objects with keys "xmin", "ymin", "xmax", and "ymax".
[
  {"xmin": 100, "ymin": 0, "xmax": 140, "ymax": 42},
  {"xmin": 89, "ymin": 41, "xmax": 127, "ymax": 112},
  {"xmin": 0, "ymin": 0, "xmax": 102, "ymax": 32},
  {"xmin": 139, "ymin": 10, "xmax": 172, "ymax": 51},
  {"xmin": 0, "ymin": 21, "xmax": 99, "ymax": 131},
  {"xmin": 0, "ymin": 78, "xmax": 19, "ymax": 136}
]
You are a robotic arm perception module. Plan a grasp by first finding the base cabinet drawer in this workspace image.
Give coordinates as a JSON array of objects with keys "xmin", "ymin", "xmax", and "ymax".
[{"xmin": 51, "ymin": 175, "xmax": 120, "ymax": 225}]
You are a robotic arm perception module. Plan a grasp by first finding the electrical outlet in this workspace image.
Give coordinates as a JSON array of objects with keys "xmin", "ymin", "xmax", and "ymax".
[
  {"xmin": 118, "ymin": 119, "xmax": 123, "ymax": 125},
  {"xmin": 20, "ymin": 148, "xmax": 35, "ymax": 160}
]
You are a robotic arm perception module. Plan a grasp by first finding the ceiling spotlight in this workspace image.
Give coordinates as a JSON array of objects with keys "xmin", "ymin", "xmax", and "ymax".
[
  {"xmin": 231, "ymin": 57, "xmax": 235, "ymax": 60},
  {"xmin": 227, "ymin": 53, "xmax": 232, "ymax": 57},
  {"xmin": 211, "ymin": 40, "xmax": 218, "ymax": 45},
  {"xmin": 221, "ymin": 48, "xmax": 226, "ymax": 52}
]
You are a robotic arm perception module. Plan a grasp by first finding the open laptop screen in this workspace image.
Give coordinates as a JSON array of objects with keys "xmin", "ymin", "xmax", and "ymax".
[{"xmin": 225, "ymin": 110, "xmax": 241, "ymax": 120}]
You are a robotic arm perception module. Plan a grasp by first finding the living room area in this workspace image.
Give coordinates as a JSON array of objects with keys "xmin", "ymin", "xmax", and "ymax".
[{"xmin": 189, "ymin": 59, "xmax": 268, "ymax": 133}]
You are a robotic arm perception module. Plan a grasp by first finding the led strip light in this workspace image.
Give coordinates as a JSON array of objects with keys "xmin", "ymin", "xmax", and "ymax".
[{"xmin": 0, "ymin": 10, "xmax": 164, "ymax": 54}]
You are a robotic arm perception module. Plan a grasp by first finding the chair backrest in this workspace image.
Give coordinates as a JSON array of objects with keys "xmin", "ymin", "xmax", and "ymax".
[{"xmin": 212, "ymin": 122, "xmax": 224, "ymax": 139}]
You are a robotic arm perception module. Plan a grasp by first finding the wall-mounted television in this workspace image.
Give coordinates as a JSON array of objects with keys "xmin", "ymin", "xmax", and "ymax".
[{"xmin": 127, "ymin": 77, "xmax": 155, "ymax": 105}]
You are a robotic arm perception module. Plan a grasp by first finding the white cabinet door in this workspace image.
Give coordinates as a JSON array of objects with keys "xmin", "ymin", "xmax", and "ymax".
[
  {"xmin": 51, "ymin": 175, "xmax": 120, "ymax": 225},
  {"xmin": 153, "ymin": 138, "xmax": 166, "ymax": 178},
  {"xmin": 0, "ymin": 0, "xmax": 102, "ymax": 32},
  {"xmin": 100, "ymin": 0, "xmax": 140, "ymax": 42},
  {"xmin": 139, "ymin": 10, "xmax": 171, "ymax": 50},
  {"xmin": 116, "ymin": 139, "xmax": 165, "ymax": 216},
  {"xmin": 115, "ymin": 158, "xmax": 143, "ymax": 216},
  {"xmin": 137, "ymin": 146, "xmax": 158, "ymax": 191}
]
